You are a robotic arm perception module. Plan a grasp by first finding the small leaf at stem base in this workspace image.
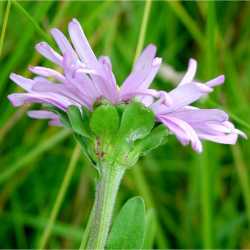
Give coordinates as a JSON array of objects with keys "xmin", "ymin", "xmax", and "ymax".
[{"xmin": 106, "ymin": 196, "xmax": 146, "ymax": 250}]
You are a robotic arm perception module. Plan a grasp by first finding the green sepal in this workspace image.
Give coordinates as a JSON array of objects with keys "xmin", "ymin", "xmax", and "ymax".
[
  {"xmin": 106, "ymin": 196, "xmax": 146, "ymax": 249},
  {"xmin": 67, "ymin": 105, "xmax": 91, "ymax": 138},
  {"xmin": 74, "ymin": 134, "xmax": 97, "ymax": 164},
  {"xmin": 90, "ymin": 103, "xmax": 120, "ymax": 143},
  {"xmin": 134, "ymin": 124, "xmax": 169, "ymax": 156},
  {"xmin": 117, "ymin": 101, "xmax": 155, "ymax": 143}
]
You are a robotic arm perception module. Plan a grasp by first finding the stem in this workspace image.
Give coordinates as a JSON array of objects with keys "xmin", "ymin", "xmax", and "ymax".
[{"xmin": 86, "ymin": 162, "xmax": 124, "ymax": 250}]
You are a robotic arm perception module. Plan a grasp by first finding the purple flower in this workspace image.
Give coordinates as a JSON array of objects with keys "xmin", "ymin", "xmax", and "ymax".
[{"xmin": 8, "ymin": 18, "xmax": 246, "ymax": 153}]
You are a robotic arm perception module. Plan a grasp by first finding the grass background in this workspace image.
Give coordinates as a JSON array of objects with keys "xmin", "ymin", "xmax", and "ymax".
[{"xmin": 0, "ymin": 1, "xmax": 250, "ymax": 249}]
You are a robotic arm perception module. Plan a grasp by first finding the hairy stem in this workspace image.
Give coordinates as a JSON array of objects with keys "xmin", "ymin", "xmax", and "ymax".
[{"xmin": 85, "ymin": 163, "xmax": 124, "ymax": 250}]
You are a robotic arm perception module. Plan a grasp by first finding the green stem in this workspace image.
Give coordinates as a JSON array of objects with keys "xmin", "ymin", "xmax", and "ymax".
[{"xmin": 86, "ymin": 163, "xmax": 125, "ymax": 250}]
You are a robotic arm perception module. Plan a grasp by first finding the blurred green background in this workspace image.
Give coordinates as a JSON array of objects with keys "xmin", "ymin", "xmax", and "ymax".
[{"xmin": 0, "ymin": 1, "xmax": 250, "ymax": 249}]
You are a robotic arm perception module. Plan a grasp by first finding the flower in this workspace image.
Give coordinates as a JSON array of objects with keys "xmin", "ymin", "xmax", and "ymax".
[{"xmin": 8, "ymin": 18, "xmax": 246, "ymax": 153}]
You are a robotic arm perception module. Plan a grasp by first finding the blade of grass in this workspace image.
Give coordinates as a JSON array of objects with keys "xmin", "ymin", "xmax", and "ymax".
[
  {"xmin": 37, "ymin": 144, "xmax": 81, "ymax": 249},
  {"xmin": 166, "ymin": 0, "xmax": 204, "ymax": 49},
  {"xmin": 11, "ymin": 0, "xmax": 52, "ymax": 44},
  {"xmin": 231, "ymin": 145, "xmax": 250, "ymax": 227},
  {"xmin": 133, "ymin": 0, "xmax": 152, "ymax": 64},
  {"xmin": 0, "ymin": 129, "xmax": 71, "ymax": 185},
  {"xmin": 0, "ymin": 1, "xmax": 53, "ymax": 96},
  {"xmin": 2, "ymin": 211, "xmax": 84, "ymax": 242},
  {"xmin": 199, "ymin": 2, "xmax": 216, "ymax": 248},
  {"xmin": 79, "ymin": 207, "xmax": 94, "ymax": 250},
  {"xmin": 132, "ymin": 166, "xmax": 170, "ymax": 248},
  {"xmin": 0, "ymin": 0, "xmax": 11, "ymax": 57}
]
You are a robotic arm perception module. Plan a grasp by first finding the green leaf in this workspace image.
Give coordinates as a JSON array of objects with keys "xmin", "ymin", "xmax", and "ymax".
[
  {"xmin": 143, "ymin": 209, "xmax": 157, "ymax": 249},
  {"xmin": 118, "ymin": 101, "xmax": 155, "ymax": 143},
  {"xmin": 90, "ymin": 103, "xmax": 119, "ymax": 142},
  {"xmin": 67, "ymin": 105, "xmax": 91, "ymax": 138},
  {"xmin": 106, "ymin": 196, "xmax": 146, "ymax": 250},
  {"xmin": 134, "ymin": 124, "xmax": 169, "ymax": 156}
]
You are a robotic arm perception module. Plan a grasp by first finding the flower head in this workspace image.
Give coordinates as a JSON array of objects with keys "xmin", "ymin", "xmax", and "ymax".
[{"xmin": 8, "ymin": 18, "xmax": 246, "ymax": 153}]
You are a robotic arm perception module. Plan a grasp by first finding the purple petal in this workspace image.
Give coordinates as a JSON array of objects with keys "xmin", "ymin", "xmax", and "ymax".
[
  {"xmin": 28, "ymin": 110, "xmax": 63, "ymax": 126},
  {"xmin": 98, "ymin": 56, "xmax": 119, "ymax": 103},
  {"xmin": 10, "ymin": 73, "xmax": 35, "ymax": 91},
  {"xmin": 137, "ymin": 95, "xmax": 154, "ymax": 107},
  {"xmin": 29, "ymin": 66, "xmax": 65, "ymax": 82},
  {"xmin": 133, "ymin": 44, "xmax": 156, "ymax": 72},
  {"xmin": 178, "ymin": 58, "xmax": 197, "ymax": 86},
  {"xmin": 31, "ymin": 78, "xmax": 90, "ymax": 107},
  {"xmin": 120, "ymin": 88, "xmax": 158, "ymax": 101},
  {"xmin": 68, "ymin": 19, "xmax": 98, "ymax": 68},
  {"xmin": 50, "ymin": 28, "xmax": 78, "ymax": 60},
  {"xmin": 120, "ymin": 56, "xmax": 161, "ymax": 96},
  {"xmin": 206, "ymin": 75, "xmax": 225, "ymax": 88},
  {"xmin": 27, "ymin": 110, "xmax": 58, "ymax": 119},
  {"xmin": 137, "ymin": 57, "xmax": 162, "ymax": 90},
  {"xmin": 8, "ymin": 92, "xmax": 75, "ymax": 110},
  {"xmin": 197, "ymin": 132, "xmax": 238, "ymax": 144},
  {"xmin": 71, "ymin": 71, "xmax": 100, "ymax": 102},
  {"xmin": 49, "ymin": 118, "xmax": 63, "ymax": 126},
  {"xmin": 168, "ymin": 108, "xmax": 229, "ymax": 124},
  {"xmin": 161, "ymin": 83, "xmax": 212, "ymax": 113},
  {"xmin": 35, "ymin": 42, "xmax": 62, "ymax": 66},
  {"xmin": 158, "ymin": 115, "xmax": 202, "ymax": 152}
]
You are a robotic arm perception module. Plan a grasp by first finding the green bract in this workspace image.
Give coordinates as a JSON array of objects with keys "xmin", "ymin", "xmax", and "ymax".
[{"xmin": 63, "ymin": 101, "xmax": 168, "ymax": 169}]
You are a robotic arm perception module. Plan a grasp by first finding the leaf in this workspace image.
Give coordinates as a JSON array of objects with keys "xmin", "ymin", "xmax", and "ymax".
[
  {"xmin": 106, "ymin": 196, "xmax": 146, "ymax": 250},
  {"xmin": 134, "ymin": 124, "xmax": 169, "ymax": 156},
  {"xmin": 90, "ymin": 103, "xmax": 119, "ymax": 142},
  {"xmin": 118, "ymin": 102, "xmax": 155, "ymax": 143},
  {"xmin": 143, "ymin": 209, "xmax": 157, "ymax": 249},
  {"xmin": 67, "ymin": 105, "xmax": 91, "ymax": 137}
]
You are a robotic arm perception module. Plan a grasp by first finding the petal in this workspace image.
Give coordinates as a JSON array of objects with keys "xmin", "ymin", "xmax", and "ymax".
[
  {"xmin": 137, "ymin": 95, "xmax": 154, "ymax": 107},
  {"xmin": 29, "ymin": 66, "xmax": 65, "ymax": 82},
  {"xmin": 27, "ymin": 110, "xmax": 58, "ymax": 119},
  {"xmin": 179, "ymin": 58, "xmax": 197, "ymax": 86},
  {"xmin": 160, "ymin": 83, "xmax": 212, "ymax": 113},
  {"xmin": 120, "ymin": 88, "xmax": 158, "ymax": 101},
  {"xmin": 35, "ymin": 42, "xmax": 62, "ymax": 66},
  {"xmin": 72, "ymin": 71, "xmax": 100, "ymax": 101},
  {"xmin": 138, "ymin": 57, "xmax": 162, "ymax": 90},
  {"xmin": 169, "ymin": 108, "xmax": 229, "ymax": 124},
  {"xmin": 197, "ymin": 132, "xmax": 238, "ymax": 144},
  {"xmin": 98, "ymin": 56, "xmax": 119, "ymax": 103},
  {"xmin": 49, "ymin": 118, "xmax": 63, "ymax": 126},
  {"xmin": 32, "ymin": 78, "xmax": 89, "ymax": 107},
  {"xmin": 28, "ymin": 110, "xmax": 63, "ymax": 126},
  {"xmin": 50, "ymin": 28, "xmax": 78, "ymax": 60},
  {"xmin": 68, "ymin": 18, "xmax": 98, "ymax": 68},
  {"xmin": 158, "ymin": 115, "xmax": 202, "ymax": 152},
  {"xmin": 133, "ymin": 44, "xmax": 156, "ymax": 72},
  {"xmin": 206, "ymin": 75, "xmax": 225, "ymax": 88},
  {"xmin": 120, "ymin": 57, "xmax": 161, "ymax": 96},
  {"xmin": 10, "ymin": 73, "xmax": 35, "ymax": 91},
  {"xmin": 8, "ymin": 92, "xmax": 73, "ymax": 110}
]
